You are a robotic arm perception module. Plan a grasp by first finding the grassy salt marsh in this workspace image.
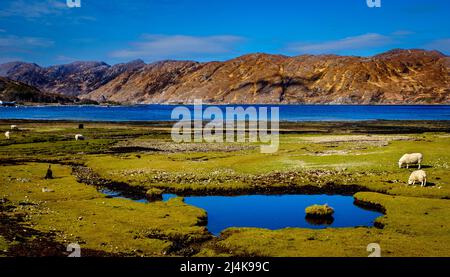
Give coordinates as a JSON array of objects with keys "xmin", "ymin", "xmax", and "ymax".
[{"xmin": 0, "ymin": 120, "xmax": 449, "ymax": 257}]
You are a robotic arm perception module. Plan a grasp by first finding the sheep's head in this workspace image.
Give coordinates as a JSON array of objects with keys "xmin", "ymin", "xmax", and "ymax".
[
  {"xmin": 398, "ymin": 161, "xmax": 403, "ymax": 168},
  {"xmin": 408, "ymin": 178, "xmax": 413, "ymax": 185}
]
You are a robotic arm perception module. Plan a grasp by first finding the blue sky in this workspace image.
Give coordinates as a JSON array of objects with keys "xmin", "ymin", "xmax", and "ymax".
[{"xmin": 0, "ymin": 0, "xmax": 449, "ymax": 65}]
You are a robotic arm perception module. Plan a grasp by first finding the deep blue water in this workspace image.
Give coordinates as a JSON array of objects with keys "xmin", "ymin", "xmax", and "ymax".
[
  {"xmin": 1, "ymin": 105, "xmax": 450, "ymax": 121},
  {"xmin": 100, "ymin": 190, "xmax": 382, "ymax": 236},
  {"xmin": 182, "ymin": 194, "xmax": 382, "ymax": 236}
]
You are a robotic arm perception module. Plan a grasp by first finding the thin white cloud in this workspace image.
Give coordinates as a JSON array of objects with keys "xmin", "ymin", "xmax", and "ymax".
[
  {"xmin": 286, "ymin": 33, "xmax": 393, "ymax": 55},
  {"xmin": 55, "ymin": 55, "xmax": 79, "ymax": 63},
  {"xmin": 70, "ymin": 38, "xmax": 97, "ymax": 44},
  {"xmin": 110, "ymin": 34, "xmax": 245, "ymax": 60},
  {"xmin": 74, "ymin": 16, "xmax": 97, "ymax": 22},
  {"xmin": 0, "ymin": 35, "xmax": 54, "ymax": 52},
  {"xmin": 0, "ymin": 57, "xmax": 22, "ymax": 64},
  {"xmin": 0, "ymin": 0, "xmax": 94, "ymax": 24},
  {"xmin": 0, "ymin": 0, "xmax": 66, "ymax": 18},
  {"xmin": 391, "ymin": 30, "xmax": 415, "ymax": 36},
  {"xmin": 424, "ymin": 38, "xmax": 450, "ymax": 54},
  {"xmin": 0, "ymin": 36, "xmax": 54, "ymax": 48}
]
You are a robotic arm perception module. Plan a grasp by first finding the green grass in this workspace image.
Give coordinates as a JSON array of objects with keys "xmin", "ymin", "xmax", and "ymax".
[
  {"xmin": 84, "ymin": 133, "xmax": 450, "ymax": 199},
  {"xmin": 1, "ymin": 121, "xmax": 449, "ymax": 256},
  {"xmin": 0, "ymin": 163, "xmax": 208, "ymax": 256}
]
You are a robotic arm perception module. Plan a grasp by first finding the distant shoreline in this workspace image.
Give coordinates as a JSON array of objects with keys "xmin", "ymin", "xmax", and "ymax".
[
  {"xmin": 2, "ymin": 103, "xmax": 450, "ymax": 107},
  {"xmin": 1, "ymin": 118, "xmax": 449, "ymax": 124},
  {"xmin": 1, "ymin": 119, "xmax": 450, "ymax": 137}
]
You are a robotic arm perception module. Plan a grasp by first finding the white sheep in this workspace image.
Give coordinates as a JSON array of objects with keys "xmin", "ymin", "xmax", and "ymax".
[
  {"xmin": 398, "ymin": 153, "xmax": 423, "ymax": 169},
  {"xmin": 5, "ymin": 131, "xmax": 10, "ymax": 140},
  {"xmin": 10, "ymin": 125, "xmax": 19, "ymax": 130},
  {"xmin": 408, "ymin": 170, "xmax": 427, "ymax": 187},
  {"xmin": 75, "ymin": 134, "xmax": 85, "ymax": 141}
]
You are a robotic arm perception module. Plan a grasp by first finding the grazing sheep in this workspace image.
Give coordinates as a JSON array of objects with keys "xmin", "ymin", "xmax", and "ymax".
[
  {"xmin": 10, "ymin": 125, "xmax": 19, "ymax": 130},
  {"xmin": 398, "ymin": 153, "xmax": 423, "ymax": 169},
  {"xmin": 408, "ymin": 170, "xmax": 427, "ymax": 187},
  {"xmin": 5, "ymin": 131, "xmax": 10, "ymax": 140},
  {"xmin": 75, "ymin": 134, "xmax": 85, "ymax": 141}
]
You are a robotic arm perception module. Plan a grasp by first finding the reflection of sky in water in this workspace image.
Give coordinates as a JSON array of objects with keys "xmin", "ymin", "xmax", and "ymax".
[
  {"xmin": 100, "ymin": 189, "xmax": 383, "ymax": 236},
  {"xmin": 184, "ymin": 194, "xmax": 383, "ymax": 236},
  {"xmin": 100, "ymin": 188, "xmax": 148, "ymax": 203}
]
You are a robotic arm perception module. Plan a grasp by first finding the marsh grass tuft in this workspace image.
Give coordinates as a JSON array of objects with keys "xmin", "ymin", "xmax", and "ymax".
[
  {"xmin": 146, "ymin": 188, "xmax": 164, "ymax": 201},
  {"xmin": 305, "ymin": 204, "xmax": 335, "ymax": 218}
]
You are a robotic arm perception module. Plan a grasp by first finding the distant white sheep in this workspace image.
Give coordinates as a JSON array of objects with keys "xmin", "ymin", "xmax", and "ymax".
[
  {"xmin": 75, "ymin": 134, "xmax": 85, "ymax": 141},
  {"xmin": 10, "ymin": 125, "xmax": 19, "ymax": 130},
  {"xmin": 398, "ymin": 153, "xmax": 423, "ymax": 169},
  {"xmin": 5, "ymin": 131, "xmax": 10, "ymax": 140},
  {"xmin": 408, "ymin": 170, "xmax": 427, "ymax": 187}
]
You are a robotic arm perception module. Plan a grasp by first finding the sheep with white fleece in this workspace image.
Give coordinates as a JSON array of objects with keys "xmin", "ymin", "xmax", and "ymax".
[
  {"xmin": 5, "ymin": 131, "xmax": 10, "ymax": 140},
  {"xmin": 75, "ymin": 134, "xmax": 85, "ymax": 141},
  {"xmin": 398, "ymin": 153, "xmax": 423, "ymax": 169},
  {"xmin": 10, "ymin": 125, "xmax": 19, "ymax": 130},
  {"xmin": 408, "ymin": 170, "xmax": 427, "ymax": 187}
]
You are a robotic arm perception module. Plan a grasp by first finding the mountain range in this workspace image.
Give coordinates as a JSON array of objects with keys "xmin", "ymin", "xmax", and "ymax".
[
  {"xmin": 0, "ymin": 77, "xmax": 76, "ymax": 104},
  {"xmin": 0, "ymin": 49, "xmax": 449, "ymax": 104}
]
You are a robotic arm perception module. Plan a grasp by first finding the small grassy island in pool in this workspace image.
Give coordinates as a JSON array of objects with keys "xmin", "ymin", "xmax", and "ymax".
[
  {"xmin": 305, "ymin": 204, "xmax": 335, "ymax": 218},
  {"xmin": 146, "ymin": 188, "xmax": 164, "ymax": 201}
]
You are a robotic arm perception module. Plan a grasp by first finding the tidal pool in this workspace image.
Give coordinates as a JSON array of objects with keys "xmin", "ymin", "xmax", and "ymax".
[
  {"xmin": 100, "ymin": 190, "xmax": 383, "ymax": 236},
  {"xmin": 182, "ymin": 194, "xmax": 382, "ymax": 236}
]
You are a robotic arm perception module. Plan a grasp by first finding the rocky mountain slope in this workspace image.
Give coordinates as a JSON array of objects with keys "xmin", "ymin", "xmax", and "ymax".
[
  {"xmin": 86, "ymin": 49, "xmax": 450, "ymax": 104},
  {"xmin": 1, "ymin": 49, "xmax": 449, "ymax": 104},
  {"xmin": 0, "ymin": 77, "xmax": 75, "ymax": 104},
  {"xmin": 0, "ymin": 60, "xmax": 145, "ymax": 97}
]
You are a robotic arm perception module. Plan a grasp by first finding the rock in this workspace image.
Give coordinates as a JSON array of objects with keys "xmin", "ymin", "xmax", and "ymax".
[{"xmin": 44, "ymin": 165, "xmax": 53, "ymax": 179}]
